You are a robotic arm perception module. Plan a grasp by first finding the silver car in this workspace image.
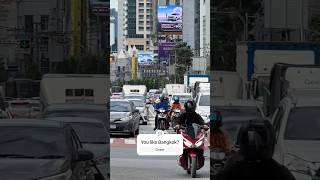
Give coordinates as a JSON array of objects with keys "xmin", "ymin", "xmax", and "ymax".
[{"xmin": 46, "ymin": 117, "xmax": 109, "ymax": 179}]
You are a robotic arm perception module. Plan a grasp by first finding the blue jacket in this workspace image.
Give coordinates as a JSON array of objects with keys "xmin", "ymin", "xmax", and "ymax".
[{"xmin": 154, "ymin": 101, "xmax": 170, "ymax": 111}]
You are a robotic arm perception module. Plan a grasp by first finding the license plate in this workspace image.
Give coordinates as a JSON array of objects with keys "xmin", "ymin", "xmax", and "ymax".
[{"xmin": 110, "ymin": 124, "xmax": 116, "ymax": 129}]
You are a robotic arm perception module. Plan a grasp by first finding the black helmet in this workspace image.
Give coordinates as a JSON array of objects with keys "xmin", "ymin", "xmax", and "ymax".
[
  {"xmin": 160, "ymin": 93, "xmax": 168, "ymax": 102},
  {"xmin": 209, "ymin": 110, "xmax": 222, "ymax": 128},
  {"xmin": 237, "ymin": 120, "xmax": 275, "ymax": 162},
  {"xmin": 184, "ymin": 99, "xmax": 196, "ymax": 113}
]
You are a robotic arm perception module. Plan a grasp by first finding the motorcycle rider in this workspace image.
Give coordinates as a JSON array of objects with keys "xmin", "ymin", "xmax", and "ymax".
[
  {"xmin": 153, "ymin": 94, "xmax": 170, "ymax": 131},
  {"xmin": 209, "ymin": 110, "xmax": 233, "ymax": 153},
  {"xmin": 215, "ymin": 119, "xmax": 295, "ymax": 180},
  {"xmin": 175, "ymin": 99, "xmax": 207, "ymax": 127}
]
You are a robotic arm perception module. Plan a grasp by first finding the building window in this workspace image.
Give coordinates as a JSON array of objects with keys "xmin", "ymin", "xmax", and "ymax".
[
  {"xmin": 139, "ymin": 3, "xmax": 144, "ymax": 7},
  {"xmin": 40, "ymin": 37, "xmax": 49, "ymax": 52},
  {"xmin": 139, "ymin": 27, "xmax": 144, "ymax": 31},
  {"xmin": 24, "ymin": 15, "xmax": 33, "ymax": 32},
  {"xmin": 40, "ymin": 15, "xmax": 49, "ymax": 31}
]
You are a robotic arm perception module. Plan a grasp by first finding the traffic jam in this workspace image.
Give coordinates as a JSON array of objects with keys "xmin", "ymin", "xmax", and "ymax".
[{"xmin": 0, "ymin": 75, "xmax": 109, "ymax": 180}]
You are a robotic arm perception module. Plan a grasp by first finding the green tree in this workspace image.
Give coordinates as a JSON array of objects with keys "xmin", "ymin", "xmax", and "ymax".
[
  {"xmin": 172, "ymin": 42, "xmax": 194, "ymax": 83},
  {"xmin": 25, "ymin": 62, "xmax": 41, "ymax": 80},
  {"xmin": 212, "ymin": 0, "xmax": 262, "ymax": 70},
  {"xmin": 311, "ymin": 16, "xmax": 320, "ymax": 42},
  {"xmin": 0, "ymin": 60, "xmax": 6, "ymax": 82}
]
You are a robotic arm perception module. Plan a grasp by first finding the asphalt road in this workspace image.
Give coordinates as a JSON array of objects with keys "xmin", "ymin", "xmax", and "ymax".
[{"xmin": 110, "ymin": 108, "xmax": 210, "ymax": 180}]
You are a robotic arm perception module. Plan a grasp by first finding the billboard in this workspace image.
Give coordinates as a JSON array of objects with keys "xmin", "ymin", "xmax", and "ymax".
[
  {"xmin": 158, "ymin": 42, "xmax": 175, "ymax": 65},
  {"xmin": 137, "ymin": 52, "xmax": 154, "ymax": 65},
  {"xmin": 158, "ymin": 5, "xmax": 183, "ymax": 32},
  {"xmin": 90, "ymin": 0, "xmax": 108, "ymax": 16}
]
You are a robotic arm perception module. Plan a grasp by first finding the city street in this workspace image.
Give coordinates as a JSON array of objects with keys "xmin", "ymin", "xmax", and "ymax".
[{"xmin": 110, "ymin": 107, "xmax": 210, "ymax": 180}]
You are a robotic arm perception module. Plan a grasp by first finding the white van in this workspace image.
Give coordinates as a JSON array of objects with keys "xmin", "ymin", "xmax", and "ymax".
[{"xmin": 40, "ymin": 74, "xmax": 108, "ymax": 110}]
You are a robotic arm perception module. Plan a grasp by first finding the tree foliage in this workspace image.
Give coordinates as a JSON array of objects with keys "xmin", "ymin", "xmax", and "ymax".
[
  {"xmin": 55, "ymin": 54, "xmax": 107, "ymax": 74},
  {"xmin": 172, "ymin": 42, "xmax": 193, "ymax": 83},
  {"xmin": 211, "ymin": 0, "xmax": 262, "ymax": 71},
  {"xmin": 311, "ymin": 16, "xmax": 320, "ymax": 42}
]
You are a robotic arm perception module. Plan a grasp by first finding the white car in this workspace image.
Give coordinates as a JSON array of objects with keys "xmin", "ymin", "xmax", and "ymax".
[
  {"xmin": 212, "ymin": 99, "xmax": 264, "ymax": 119},
  {"xmin": 271, "ymin": 93, "xmax": 320, "ymax": 180},
  {"xmin": 195, "ymin": 93, "xmax": 210, "ymax": 124}
]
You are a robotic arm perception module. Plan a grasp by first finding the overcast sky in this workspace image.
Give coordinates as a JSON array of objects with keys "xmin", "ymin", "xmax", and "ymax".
[{"xmin": 111, "ymin": 0, "xmax": 118, "ymax": 10}]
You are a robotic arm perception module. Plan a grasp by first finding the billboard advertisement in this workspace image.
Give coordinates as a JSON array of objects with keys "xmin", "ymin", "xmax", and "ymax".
[
  {"xmin": 157, "ymin": 5, "xmax": 183, "ymax": 32},
  {"xmin": 90, "ymin": 0, "xmax": 108, "ymax": 16},
  {"xmin": 158, "ymin": 42, "xmax": 175, "ymax": 65},
  {"xmin": 137, "ymin": 52, "xmax": 154, "ymax": 65}
]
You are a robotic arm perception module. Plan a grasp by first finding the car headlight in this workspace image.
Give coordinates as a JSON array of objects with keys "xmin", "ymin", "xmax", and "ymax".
[
  {"xmin": 284, "ymin": 154, "xmax": 311, "ymax": 175},
  {"xmin": 37, "ymin": 170, "xmax": 72, "ymax": 180},
  {"xmin": 120, "ymin": 116, "xmax": 131, "ymax": 122}
]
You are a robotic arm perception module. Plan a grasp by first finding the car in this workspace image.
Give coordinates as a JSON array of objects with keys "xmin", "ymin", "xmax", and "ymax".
[
  {"xmin": 168, "ymin": 12, "xmax": 181, "ymax": 21},
  {"xmin": 212, "ymin": 99, "xmax": 264, "ymax": 119},
  {"xmin": 43, "ymin": 103, "xmax": 108, "ymax": 126},
  {"xmin": 195, "ymin": 92, "xmax": 210, "ymax": 124},
  {"xmin": 0, "ymin": 119, "xmax": 96, "ymax": 180},
  {"xmin": 47, "ymin": 117, "xmax": 110, "ymax": 179},
  {"xmin": 271, "ymin": 94, "xmax": 320, "ymax": 180},
  {"xmin": 110, "ymin": 99, "xmax": 140, "ymax": 137},
  {"xmin": 7, "ymin": 100, "xmax": 33, "ymax": 118},
  {"xmin": 124, "ymin": 94, "xmax": 146, "ymax": 102},
  {"xmin": 127, "ymin": 98, "xmax": 148, "ymax": 125}
]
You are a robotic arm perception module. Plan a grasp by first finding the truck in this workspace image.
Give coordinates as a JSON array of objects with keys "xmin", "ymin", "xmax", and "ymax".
[
  {"xmin": 264, "ymin": 63, "xmax": 320, "ymax": 116},
  {"xmin": 164, "ymin": 84, "xmax": 186, "ymax": 96},
  {"xmin": 236, "ymin": 42, "xmax": 320, "ymax": 99},
  {"xmin": 122, "ymin": 85, "xmax": 147, "ymax": 96},
  {"xmin": 40, "ymin": 74, "xmax": 108, "ymax": 111},
  {"xmin": 212, "ymin": 71, "xmax": 245, "ymax": 100},
  {"xmin": 185, "ymin": 74, "xmax": 210, "ymax": 88}
]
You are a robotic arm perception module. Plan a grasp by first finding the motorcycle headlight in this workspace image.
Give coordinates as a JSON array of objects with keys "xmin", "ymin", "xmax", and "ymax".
[
  {"xmin": 195, "ymin": 135, "xmax": 205, "ymax": 147},
  {"xmin": 183, "ymin": 139, "xmax": 193, "ymax": 148},
  {"xmin": 284, "ymin": 154, "xmax": 311, "ymax": 175},
  {"xmin": 37, "ymin": 170, "xmax": 72, "ymax": 180},
  {"xmin": 159, "ymin": 109, "xmax": 166, "ymax": 113}
]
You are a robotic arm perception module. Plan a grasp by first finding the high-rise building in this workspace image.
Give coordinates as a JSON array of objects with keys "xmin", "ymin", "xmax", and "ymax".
[
  {"xmin": 182, "ymin": 0, "xmax": 200, "ymax": 52},
  {"xmin": 110, "ymin": 8, "xmax": 118, "ymax": 52},
  {"xmin": 117, "ymin": 0, "xmax": 127, "ymax": 52},
  {"xmin": 200, "ymin": 0, "xmax": 210, "ymax": 57}
]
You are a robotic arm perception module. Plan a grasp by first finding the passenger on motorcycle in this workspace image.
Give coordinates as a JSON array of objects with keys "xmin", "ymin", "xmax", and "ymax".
[
  {"xmin": 171, "ymin": 96, "xmax": 182, "ymax": 110},
  {"xmin": 209, "ymin": 110, "xmax": 233, "ymax": 153},
  {"xmin": 153, "ymin": 94, "xmax": 170, "ymax": 131}
]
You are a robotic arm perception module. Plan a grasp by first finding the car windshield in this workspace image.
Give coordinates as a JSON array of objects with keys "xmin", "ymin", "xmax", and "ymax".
[
  {"xmin": 130, "ymin": 100, "xmax": 144, "ymax": 107},
  {"xmin": 110, "ymin": 101, "xmax": 130, "ymax": 112},
  {"xmin": 45, "ymin": 109, "xmax": 107, "ymax": 122},
  {"xmin": 69, "ymin": 123, "xmax": 108, "ymax": 144},
  {"xmin": 199, "ymin": 95, "xmax": 210, "ymax": 106},
  {"xmin": 285, "ymin": 107, "xmax": 320, "ymax": 140},
  {"xmin": 216, "ymin": 106, "xmax": 261, "ymax": 118},
  {"xmin": 0, "ymin": 127, "xmax": 66, "ymax": 158}
]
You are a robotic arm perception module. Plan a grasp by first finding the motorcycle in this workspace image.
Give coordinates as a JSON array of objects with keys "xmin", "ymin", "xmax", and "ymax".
[
  {"xmin": 170, "ymin": 109, "xmax": 181, "ymax": 129},
  {"xmin": 156, "ymin": 108, "xmax": 169, "ymax": 130},
  {"xmin": 210, "ymin": 148, "xmax": 226, "ymax": 178},
  {"xmin": 176, "ymin": 123, "xmax": 209, "ymax": 178}
]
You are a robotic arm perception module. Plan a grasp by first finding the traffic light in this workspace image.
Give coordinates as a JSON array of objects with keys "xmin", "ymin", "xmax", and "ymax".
[{"xmin": 20, "ymin": 40, "xmax": 30, "ymax": 49}]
